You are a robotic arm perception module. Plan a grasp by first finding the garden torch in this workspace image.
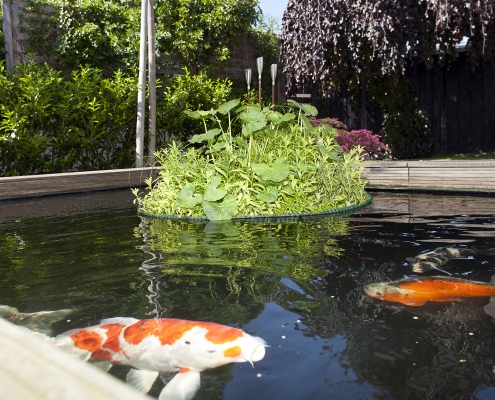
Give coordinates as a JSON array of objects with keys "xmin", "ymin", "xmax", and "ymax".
[
  {"xmin": 245, "ymin": 69, "xmax": 252, "ymax": 104},
  {"xmin": 256, "ymin": 57, "xmax": 263, "ymax": 106},
  {"xmin": 270, "ymin": 64, "xmax": 277, "ymax": 110}
]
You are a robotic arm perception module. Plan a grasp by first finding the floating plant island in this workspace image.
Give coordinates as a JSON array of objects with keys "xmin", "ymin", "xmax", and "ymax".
[{"xmin": 134, "ymin": 100, "xmax": 371, "ymax": 221}]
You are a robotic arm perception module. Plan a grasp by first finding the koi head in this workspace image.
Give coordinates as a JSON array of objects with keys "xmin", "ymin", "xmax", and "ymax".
[
  {"xmin": 170, "ymin": 322, "xmax": 266, "ymax": 371},
  {"xmin": 363, "ymin": 281, "xmax": 424, "ymax": 306}
]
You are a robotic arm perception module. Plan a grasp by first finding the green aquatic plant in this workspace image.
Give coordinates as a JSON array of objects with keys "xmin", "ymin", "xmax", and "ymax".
[{"xmin": 134, "ymin": 99, "xmax": 368, "ymax": 220}]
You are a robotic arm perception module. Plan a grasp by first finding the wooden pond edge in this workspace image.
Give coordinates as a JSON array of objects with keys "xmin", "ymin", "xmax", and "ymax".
[
  {"xmin": 1, "ymin": 161, "xmax": 495, "ymax": 201},
  {"xmin": 0, "ymin": 318, "xmax": 153, "ymax": 400}
]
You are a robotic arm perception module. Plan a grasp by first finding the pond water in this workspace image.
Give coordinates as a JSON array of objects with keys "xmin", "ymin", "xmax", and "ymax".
[{"xmin": 1, "ymin": 190, "xmax": 495, "ymax": 400}]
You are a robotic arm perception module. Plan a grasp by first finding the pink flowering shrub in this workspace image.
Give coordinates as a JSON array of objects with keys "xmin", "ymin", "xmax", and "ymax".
[
  {"xmin": 308, "ymin": 117, "xmax": 390, "ymax": 160},
  {"xmin": 335, "ymin": 129, "xmax": 390, "ymax": 159}
]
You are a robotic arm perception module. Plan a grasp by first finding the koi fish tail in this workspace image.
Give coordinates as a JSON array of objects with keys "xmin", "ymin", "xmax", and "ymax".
[
  {"xmin": 158, "ymin": 370, "xmax": 201, "ymax": 400},
  {"xmin": 0, "ymin": 305, "xmax": 75, "ymax": 335},
  {"xmin": 20, "ymin": 309, "xmax": 76, "ymax": 335}
]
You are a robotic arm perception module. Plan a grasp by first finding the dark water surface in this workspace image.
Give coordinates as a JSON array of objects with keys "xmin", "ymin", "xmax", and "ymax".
[{"xmin": 1, "ymin": 190, "xmax": 495, "ymax": 400}]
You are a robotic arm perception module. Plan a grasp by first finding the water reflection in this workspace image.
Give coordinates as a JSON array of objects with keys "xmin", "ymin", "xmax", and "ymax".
[{"xmin": 136, "ymin": 216, "xmax": 351, "ymax": 320}]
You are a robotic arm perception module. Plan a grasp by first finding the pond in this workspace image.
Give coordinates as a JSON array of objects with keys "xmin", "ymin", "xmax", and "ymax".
[{"xmin": 1, "ymin": 190, "xmax": 495, "ymax": 400}]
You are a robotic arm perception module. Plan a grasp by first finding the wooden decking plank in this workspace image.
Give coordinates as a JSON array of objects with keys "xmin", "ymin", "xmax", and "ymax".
[{"xmin": 0, "ymin": 168, "xmax": 157, "ymax": 200}]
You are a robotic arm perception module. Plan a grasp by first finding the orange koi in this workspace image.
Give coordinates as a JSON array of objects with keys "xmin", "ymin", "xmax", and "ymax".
[
  {"xmin": 54, "ymin": 317, "xmax": 266, "ymax": 400},
  {"xmin": 364, "ymin": 276, "xmax": 495, "ymax": 306}
]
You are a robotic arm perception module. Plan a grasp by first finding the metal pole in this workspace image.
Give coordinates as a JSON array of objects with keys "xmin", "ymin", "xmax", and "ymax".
[
  {"xmin": 135, "ymin": 0, "xmax": 147, "ymax": 168},
  {"xmin": 270, "ymin": 64, "xmax": 277, "ymax": 110},
  {"xmin": 256, "ymin": 57, "xmax": 263, "ymax": 107},
  {"xmin": 147, "ymin": 0, "xmax": 156, "ymax": 166},
  {"xmin": 245, "ymin": 69, "xmax": 252, "ymax": 104}
]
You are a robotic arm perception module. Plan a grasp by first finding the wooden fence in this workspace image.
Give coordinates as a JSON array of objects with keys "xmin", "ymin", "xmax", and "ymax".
[
  {"xmin": 2, "ymin": 0, "xmax": 28, "ymax": 68},
  {"xmin": 303, "ymin": 52, "xmax": 495, "ymax": 155},
  {"xmin": 408, "ymin": 52, "xmax": 495, "ymax": 155}
]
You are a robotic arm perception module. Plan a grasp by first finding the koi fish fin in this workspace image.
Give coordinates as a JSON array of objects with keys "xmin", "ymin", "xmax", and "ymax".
[
  {"xmin": 158, "ymin": 370, "xmax": 201, "ymax": 400},
  {"xmin": 126, "ymin": 369, "xmax": 159, "ymax": 394},
  {"xmin": 99, "ymin": 317, "xmax": 139, "ymax": 326},
  {"xmin": 400, "ymin": 300, "xmax": 427, "ymax": 306},
  {"xmin": 430, "ymin": 266, "xmax": 452, "ymax": 276},
  {"xmin": 434, "ymin": 297, "xmax": 464, "ymax": 303},
  {"xmin": 90, "ymin": 361, "xmax": 112, "ymax": 372},
  {"xmin": 483, "ymin": 297, "xmax": 495, "ymax": 319}
]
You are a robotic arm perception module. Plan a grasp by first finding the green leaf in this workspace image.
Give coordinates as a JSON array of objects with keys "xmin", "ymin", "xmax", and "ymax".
[
  {"xmin": 258, "ymin": 128, "xmax": 277, "ymax": 138},
  {"xmin": 333, "ymin": 140, "xmax": 344, "ymax": 153},
  {"xmin": 232, "ymin": 137, "xmax": 248, "ymax": 148},
  {"xmin": 176, "ymin": 183, "xmax": 203, "ymax": 208},
  {"xmin": 252, "ymin": 158, "xmax": 290, "ymax": 182},
  {"xmin": 217, "ymin": 99, "xmax": 240, "ymax": 115},
  {"xmin": 317, "ymin": 140, "xmax": 340, "ymax": 160},
  {"xmin": 280, "ymin": 112, "xmax": 296, "ymax": 122},
  {"xmin": 256, "ymin": 186, "xmax": 278, "ymax": 203},
  {"xmin": 211, "ymin": 142, "xmax": 227, "ymax": 151},
  {"xmin": 198, "ymin": 110, "xmax": 216, "ymax": 117},
  {"xmin": 266, "ymin": 111, "xmax": 284, "ymax": 124},
  {"xmin": 189, "ymin": 128, "xmax": 222, "ymax": 144},
  {"xmin": 287, "ymin": 100, "xmax": 317, "ymax": 116},
  {"xmin": 202, "ymin": 194, "xmax": 238, "ymax": 221},
  {"xmin": 239, "ymin": 108, "xmax": 265, "ymax": 122},
  {"xmin": 301, "ymin": 103, "xmax": 318, "ymax": 116},
  {"xmin": 184, "ymin": 110, "xmax": 216, "ymax": 119},
  {"xmin": 203, "ymin": 175, "xmax": 227, "ymax": 201},
  {"xmin": 183, "ymin": 110, "xmax": 201, "ymax": 119},
  {"xmin": 301, "ymin": 115, "xmax": 314, "ymax": 133},
  {"xmin": 242, "ymin": 118, "xmax": 268, "ymax": 136},
  {"xmin": 287, "ymin": 99, "xmax": 305, "ymax": 110}
]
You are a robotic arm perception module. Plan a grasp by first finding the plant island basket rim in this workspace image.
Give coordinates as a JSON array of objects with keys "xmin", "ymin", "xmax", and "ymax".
[{"xmin": 137, "ymin": 193, "xmax": 373, "ymax": 223}]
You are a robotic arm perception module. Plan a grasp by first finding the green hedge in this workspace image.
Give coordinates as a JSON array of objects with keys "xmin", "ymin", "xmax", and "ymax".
[
  {"xmin": 0, "ymin": 62, "xmax": 137, "ymax": 175},
  {"xmin": 0, "ymin": 62, "xmax": 234, "ymax": 176}
]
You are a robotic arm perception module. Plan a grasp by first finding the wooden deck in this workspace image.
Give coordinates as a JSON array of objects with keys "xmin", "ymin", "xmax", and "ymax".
[
  {"xmin": 0, "ymin": 318, "xmax": 152, "ymax": 400},
  {"xmin": 0, "ymin": 161, "xmax": 494, "ymax": 201},
  {"xmin": 0, "ymin": 167, "xmax": 158, "ymax": 200},
  {"xmin": 362, "ymin": 160, "xmax": 495, "ymax": 193}
]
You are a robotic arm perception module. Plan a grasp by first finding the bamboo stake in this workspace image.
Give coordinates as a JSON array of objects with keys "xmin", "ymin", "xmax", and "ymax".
[
  {"xmin": 256, "ymin": 57, "xmax": 263, "ymax": 107},
  {"xmin": 270, "ymin": 64, "xmax": 277, "ymax": 110},
  {"xmin": 135, "ymin": 0, "xmax": 147, "ymax": 168},
  {"xmin": 147, "ymin": 0, "xmax": 156, "ymax": 166}
]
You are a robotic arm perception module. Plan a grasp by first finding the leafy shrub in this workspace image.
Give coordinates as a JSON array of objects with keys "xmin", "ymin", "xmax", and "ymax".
[
  {"xmin": 0, "ymin": 61, "xmax": 137, "ymax": 176},
  {"xmin": 156, "ymin": 68, "xmax": 232, "ymax": 143},
  {"xmin": 21, "ymin": 0, "xmax": 139, "ymax": 76},
  {"xmin": 335, "ymin": 129, "xmax": 390, "ymax": 160},
  {"xmin": 135, "ymin": 100, "xmax": 368, "ymax": 220},
  {"xmin": 308, "ymin": 116, "xmax": 390, "ymax": 159},
  {"xmin": 373, "ymin": 74, "xmax": 433, "ymax": 159},
  {"xmin": 21, "ymin": 0, "xmax": 260, "ymax": 76},
  {"xmin": 307, "ymin": 116, "xmax": 348, "ymax": 131}
]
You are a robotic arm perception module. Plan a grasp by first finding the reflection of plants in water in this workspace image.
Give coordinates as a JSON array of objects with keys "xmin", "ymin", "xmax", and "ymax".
[
  {"xmin": 138, "ymin": 216, "xmax": 349, "ymax": 282},
  {"xmin": 134, "ymin": 216, "xmax": 350, "ymax": 320}
]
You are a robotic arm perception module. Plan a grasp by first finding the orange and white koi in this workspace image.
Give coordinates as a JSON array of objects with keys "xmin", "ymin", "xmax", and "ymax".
[
  {"xmin": 364, "ymin": 276, "xmax": 495, "ymax": 306},
  {"xmin": 54, "ymin": 317, "xmax": 266, "ymax": 400}
]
